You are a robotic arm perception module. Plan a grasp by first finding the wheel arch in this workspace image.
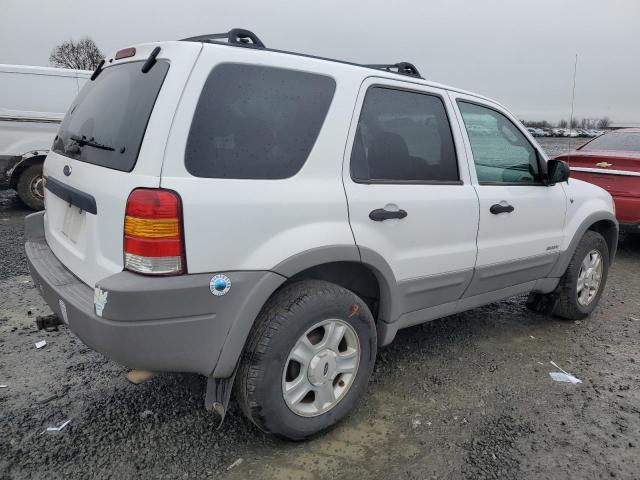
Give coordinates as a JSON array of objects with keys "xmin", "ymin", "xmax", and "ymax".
[
  {"xmin": 8, "ymin": 151, "xmax": 46, "ymax": 189},
  {"xmin": 211, "ymin": 245, "xmax": 401, "ymax": 378},
  {"xmin": 587, "ymin": 219, "xmax": 618, "ymax": 261},
  {"xmin": 550, "ymin": 211, "xmax": 619, "ymax": 278}
]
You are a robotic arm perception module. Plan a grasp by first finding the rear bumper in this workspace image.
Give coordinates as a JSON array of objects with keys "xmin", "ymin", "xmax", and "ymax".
[{"xmin": 25, "ymin": 211, "xmax": 285, "ymax": 376}]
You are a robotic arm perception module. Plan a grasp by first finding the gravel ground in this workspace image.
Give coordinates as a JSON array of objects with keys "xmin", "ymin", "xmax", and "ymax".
[{"xmin": 1, "ymin": 148, "xmax": 639, "ymax": 479}]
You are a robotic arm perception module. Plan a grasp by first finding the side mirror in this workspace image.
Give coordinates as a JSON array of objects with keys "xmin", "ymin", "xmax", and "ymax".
[{"xmin": 546, "ymin": 159, "xmax": 570, "ymax": 184}]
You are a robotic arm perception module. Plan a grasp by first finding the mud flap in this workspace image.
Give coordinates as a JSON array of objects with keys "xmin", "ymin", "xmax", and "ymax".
[
  {"xmin": 526, "ymin": 292, "xmax": 559, "ymax": 315},
  {"xmin": 204, "ymin": 369, "xmax": 237, "ymax": 428}
]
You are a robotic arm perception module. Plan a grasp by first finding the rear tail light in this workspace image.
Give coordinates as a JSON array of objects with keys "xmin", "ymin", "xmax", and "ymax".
[{"xmin": 124, "ymin": 188, "xmax": 185, "ymax": 275}]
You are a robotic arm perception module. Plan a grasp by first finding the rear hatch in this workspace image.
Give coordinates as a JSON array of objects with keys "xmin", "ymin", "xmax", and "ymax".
[{"xmin": 43, "ymin": 42, "xmax": 201, "ymax": 287}]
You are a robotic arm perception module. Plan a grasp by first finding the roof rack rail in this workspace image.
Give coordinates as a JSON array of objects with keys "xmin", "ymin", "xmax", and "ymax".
[
  {"xmin": 182, "ymin": 28, "xmax": 265, "ymax": 49},
  {"xmin": 181, "ymin": 29, "xmax": 423, "ymax": 79},
  {"xmin": 364, "ymin": 62, "xmax": 422, "ymax": 78}
]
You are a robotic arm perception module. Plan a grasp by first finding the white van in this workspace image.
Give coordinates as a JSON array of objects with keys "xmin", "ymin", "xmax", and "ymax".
[{"xmin": 0, "ymin": 64, "xmax": 90, "ymax": 209}]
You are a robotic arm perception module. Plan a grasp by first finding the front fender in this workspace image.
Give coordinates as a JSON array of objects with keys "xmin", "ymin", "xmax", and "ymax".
[{"xmin": 549, "ymin": 209, "xmax": 618, "ymax": 278}]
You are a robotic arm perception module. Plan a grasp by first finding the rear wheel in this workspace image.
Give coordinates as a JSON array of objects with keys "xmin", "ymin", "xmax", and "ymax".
[
  {"xmin": 16, "ymin": 164, "xmax": 45, "ymax": 210},
  {"xmin": 236, "ymin": 280, "xmax": 376, "ymax": 440}
]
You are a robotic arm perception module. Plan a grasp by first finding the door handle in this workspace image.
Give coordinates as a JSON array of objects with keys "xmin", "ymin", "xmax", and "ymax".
[
  {"xmin": 490, "ymin": 203, "xmax": 514, "ymax": 214},
  {"xmin": 369, "ymin": 208, "xmax": 408, "ymax": 221}
]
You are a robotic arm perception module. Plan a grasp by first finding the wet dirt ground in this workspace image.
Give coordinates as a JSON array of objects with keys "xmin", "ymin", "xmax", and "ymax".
[{"xmin": 1, "ymin": 139, "xmax": 639, "ymax": 479}]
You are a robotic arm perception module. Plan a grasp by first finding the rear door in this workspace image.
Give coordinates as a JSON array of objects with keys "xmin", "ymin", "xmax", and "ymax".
[
  {"xmin": 343, "ymin": 79, "xmax": 479, "ymax": 315},
  {"xmin": 451, "ymin": 94, "xmax": 567, "ymax": 296},
  {"xmin": 43, "ymin": 42, "xmax": 201, "ymax": 287}
]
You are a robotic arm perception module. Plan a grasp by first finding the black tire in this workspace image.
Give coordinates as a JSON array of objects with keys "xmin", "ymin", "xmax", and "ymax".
[
  {"xmin": 16, "ymin": 164, "xmax": 45, "ymax": 210},
  {"xmin": 236, "ymin": 279, "xmax": 377, "ymax": 440},
  {"xmin": 553, "ymin": 230, "xmax": 610, "ymax": 320}
]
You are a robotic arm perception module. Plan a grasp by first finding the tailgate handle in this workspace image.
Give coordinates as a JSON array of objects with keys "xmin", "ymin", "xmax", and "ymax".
[{"xmin": 44, "ymin": 176, "xmax": 97, "ymax": 215}]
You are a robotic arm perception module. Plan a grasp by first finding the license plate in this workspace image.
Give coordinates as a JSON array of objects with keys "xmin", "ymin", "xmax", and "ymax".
[{"xmin": 61, "ymin": 205, "xmax": 85, "ymax": 243}]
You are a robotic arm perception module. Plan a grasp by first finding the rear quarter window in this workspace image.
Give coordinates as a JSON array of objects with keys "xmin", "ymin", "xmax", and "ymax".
[{"xmin": 185, "ymin": 64, "xmax": 336, "ymax": 179}]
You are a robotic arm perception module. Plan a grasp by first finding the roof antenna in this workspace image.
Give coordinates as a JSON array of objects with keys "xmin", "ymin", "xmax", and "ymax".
[{"xmin": 568, "ymin": 53, "xmax": 578, "ymax": 152}]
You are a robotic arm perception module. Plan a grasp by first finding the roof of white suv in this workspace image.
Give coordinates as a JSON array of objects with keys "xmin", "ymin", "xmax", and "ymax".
[{"xmin": 174, "ymin": 28, "xmax": 497, "ymax": 107}]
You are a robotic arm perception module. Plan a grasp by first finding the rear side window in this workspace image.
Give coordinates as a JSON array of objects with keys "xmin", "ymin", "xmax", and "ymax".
[
  {"xmin": 581, "ymin": 132, "xmax": 640, "ymax": 152},
  {"xmin": 350, "ymin": 87, "xmax": 459, "ymax": 183},
  {"xmin": 52, "ymin": 60, "xmax": 169, "ymax": 172},
  {"xmin": 185, "ymin": 64, "xmax": 336, "ymax": 179}
]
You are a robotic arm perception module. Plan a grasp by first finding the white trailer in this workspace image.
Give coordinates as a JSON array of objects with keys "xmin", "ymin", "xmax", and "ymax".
[{"xmin": 0, "ymin": 64, "xmax": 91, "ymax": 209}]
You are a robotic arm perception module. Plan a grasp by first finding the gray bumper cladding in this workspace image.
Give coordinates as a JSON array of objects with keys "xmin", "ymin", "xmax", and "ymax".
[{"xmin": 24, "ymin": 211, "xmax": 285, "ymax": 376}]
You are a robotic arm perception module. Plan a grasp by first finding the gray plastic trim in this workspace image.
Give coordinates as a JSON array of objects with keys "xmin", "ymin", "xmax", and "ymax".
[
  {"xmin": 25, "ymin": 212, "xmax": 287, "ymax": 376},
  {"xmin": 464, "ymin": 253, "xmax": 559, "ymax": 297},
  {"xmin": 272, "ymin": 244, "xmax": 360, "ymax": 277},
  {"xmin": 378, "ymin": 280, "xmax": 537, "ymax": 345},
  {"xmin": 548, "ymin": 211, "xmax": 618, "ymax": 278},
  {"xmin": 398, "ymin": 269, "xmax": 474, "ymax": 313},
  {"xmin": 357, "ymin": 247, "xmax": 401, "ymax": 323},
  {"xmin": 24, "ymin": 211, "xmax": 45, "ymax": 239}
]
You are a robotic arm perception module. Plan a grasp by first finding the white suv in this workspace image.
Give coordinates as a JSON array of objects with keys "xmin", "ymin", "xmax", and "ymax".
[{"xmin": 25, "ymin": 29, "xmax": 618, "ymax": 440}]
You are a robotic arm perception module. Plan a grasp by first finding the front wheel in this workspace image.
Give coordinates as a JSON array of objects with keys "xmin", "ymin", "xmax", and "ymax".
[
  {"xmin": 553, "ymin": 231, "xmax": 610, "ymax": 319},
  {"xmin": 236, "ymin": 280, "xmax": 377, "ymax": 440}
]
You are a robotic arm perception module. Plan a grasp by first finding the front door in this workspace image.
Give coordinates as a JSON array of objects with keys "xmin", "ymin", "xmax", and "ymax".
[
  {"xmin": 452, "ymin": 94, "xmax": 567, "ymax": 296},
  {"xmin": 343, "ymin": 79, "xmax": 479, "ymax": 319}
]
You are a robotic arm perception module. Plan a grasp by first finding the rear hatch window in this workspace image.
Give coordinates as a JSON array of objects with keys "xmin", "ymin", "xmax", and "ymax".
[
  {"xmin": 581, "ymin": 132, "xmax": 640, "ymax": 152},
  {"xmin": 52, "ymin": 60, "xmax": 169, "ymax": 172},
  {"xmin": 185, "ymin": 64, "xmax": 335, "ymax": 179}
]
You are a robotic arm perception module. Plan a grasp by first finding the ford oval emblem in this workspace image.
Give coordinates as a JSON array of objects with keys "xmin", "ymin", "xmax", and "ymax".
[{"xmin": 63, "ymin": 165, "xmax": 72, "ymax": 176}]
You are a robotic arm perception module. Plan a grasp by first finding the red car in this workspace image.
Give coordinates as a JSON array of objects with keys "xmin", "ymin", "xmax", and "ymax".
[{"xmin": 555, "ymin": 128, "xmax": 640, "ymax": 231}]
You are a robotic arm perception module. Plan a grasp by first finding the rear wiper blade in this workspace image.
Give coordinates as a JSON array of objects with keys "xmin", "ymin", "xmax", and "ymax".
[{"xmin": 70, "ymin": 135, "xmax": 114, "ymax": 151}]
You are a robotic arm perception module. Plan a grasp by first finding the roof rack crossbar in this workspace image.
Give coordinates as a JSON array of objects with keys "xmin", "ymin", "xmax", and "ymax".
[
  {"xmin": 181, "ymin": 28, "xmax": 265, "ymax": 49},
  {"xmin": 365, "ymin": 62, "xmax": 422, "ymax": 78}
]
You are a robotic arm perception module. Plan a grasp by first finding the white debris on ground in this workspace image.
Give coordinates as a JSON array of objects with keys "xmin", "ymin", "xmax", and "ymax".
[
  {"xmin": 226, "ymin": 458, "xmax": 243, "ymax": 471},
  {"xmin": 34, "ymin": 340, "xmax": 46, "ymax": 349},
  {"xmin": 46, "ymin": 420, "xmax": 71, "ymax": 433},
  {"xmin": 411, "ymin": 416, "xmax": 422, "ymax": 429},
  {"xmin": 549, "ymin": 361, "xmax": 582, "ymax": 384}
]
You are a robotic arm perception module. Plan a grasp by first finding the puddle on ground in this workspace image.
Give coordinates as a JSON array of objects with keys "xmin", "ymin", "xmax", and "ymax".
[{"xmin": 225, "ymin": 390, "xmax": 426, "ymax": 480}]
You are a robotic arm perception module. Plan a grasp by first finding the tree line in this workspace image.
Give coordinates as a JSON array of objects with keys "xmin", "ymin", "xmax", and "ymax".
[{"xmin": 522, "ymin": 117, "xmax": 611, "ymax": 130}]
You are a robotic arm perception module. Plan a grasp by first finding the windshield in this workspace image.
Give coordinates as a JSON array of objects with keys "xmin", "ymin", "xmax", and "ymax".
[
  {"xmin": 52, "ymin": 60, "xmax": 169, "ymax": 172},
  {"xmin": 580, "ymin": 131, "xmax": 640, "ymax": 153}
]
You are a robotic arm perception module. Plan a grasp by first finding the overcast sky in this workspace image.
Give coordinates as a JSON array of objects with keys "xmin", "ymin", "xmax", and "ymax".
[{"xmin": 1, "ymin": 0, "xmax": 638, "ymax": 124}]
